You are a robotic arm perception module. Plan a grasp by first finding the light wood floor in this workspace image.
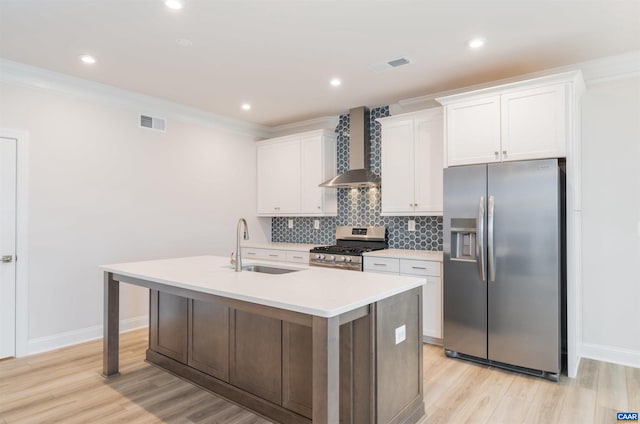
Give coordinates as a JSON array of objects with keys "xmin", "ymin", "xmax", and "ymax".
[{"xmin": 0, "ymin": 329, "xmax": 637, "ymax": 423}]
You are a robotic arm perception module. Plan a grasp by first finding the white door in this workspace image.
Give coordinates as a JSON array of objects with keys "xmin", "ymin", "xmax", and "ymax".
[
  {"xmin": 414, "ymin": 110, "xmax": 444, "ymax": 215},
  {"xmin": 445, "ymin": 95, "xmax": 502, "ymax": 166},
  {"xmin": 501, "ymin": 83, "xmax": 567, "ymax": 161},
  {"xmin": 0, "ymin": 137, "xmax": 17, "ymax": 359},
  {"xmin": 299, "ymin": 135, "xmax": 323, "ymax": 213},
  {"xmin": 380, "ymin": 118, "xmax": 415, "ymax": 214}
]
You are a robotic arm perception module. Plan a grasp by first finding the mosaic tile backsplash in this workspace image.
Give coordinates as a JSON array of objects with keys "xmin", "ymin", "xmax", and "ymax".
[{"xmin": 271, "ymin": 106, "xmax": 443, "ymax": 251}]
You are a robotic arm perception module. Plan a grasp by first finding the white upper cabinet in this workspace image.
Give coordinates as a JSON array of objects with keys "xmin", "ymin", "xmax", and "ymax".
[
  {"xmin": 445, "ymin": 96, "xmax": 501, "ymax": 166},
  {"xmin": 378, "ymin": 108, "xmax": 444, "ymax": 216},
  {"xmin": 257, "ymin": 130, "xmax": 336, "ymax": 217},
  {"xmin": 437, "ymin": 71, "xmax": 583, "ymax": 167},
  {"xmin": 257, "ymin": 139, "xmax": 300, "ymax": 215},
  {"xmin": 501, "ymin": 84, "xmax": 566, "ymax": 162}
]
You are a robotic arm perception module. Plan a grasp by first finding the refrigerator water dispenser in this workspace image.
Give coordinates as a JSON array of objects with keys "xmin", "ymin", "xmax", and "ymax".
[{"xmin": 450, "ymin": 218, "xmax": 477, "ymax": 261}]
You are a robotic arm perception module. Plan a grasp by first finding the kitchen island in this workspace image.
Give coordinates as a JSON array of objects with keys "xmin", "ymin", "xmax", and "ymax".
[{"xmin": 100, "ymin": 256, "xmax": 425, "ymax": 424}]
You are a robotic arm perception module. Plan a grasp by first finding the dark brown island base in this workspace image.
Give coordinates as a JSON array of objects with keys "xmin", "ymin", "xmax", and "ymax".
[{"xmin": 101, "ymin": 256, "xmax": 425, "ymax": 423}]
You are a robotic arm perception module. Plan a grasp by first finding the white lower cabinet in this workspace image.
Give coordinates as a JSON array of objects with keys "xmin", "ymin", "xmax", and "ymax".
[
  {"xmin": 241, "ymin": 247, "xmax": 309, "ymax": 265},
  {"xmin": 363, "ymin": 256, "xmax": 442, "ymax": 342},
  {"xmin": 362, "ymin": 257, "xmax": 400, "ymax": 274}
]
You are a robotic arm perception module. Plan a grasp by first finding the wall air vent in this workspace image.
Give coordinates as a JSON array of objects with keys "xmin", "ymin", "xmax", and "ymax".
[
  {"xmin": 139, "ymin": 114, "xmax": 166, "ymax": 132},
  {"xmin": 371, "ymin": 57, "xmax": 412, "ymax": 73}
]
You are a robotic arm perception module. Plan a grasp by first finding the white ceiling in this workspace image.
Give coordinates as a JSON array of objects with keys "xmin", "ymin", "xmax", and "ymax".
[{"xmin": 1, "ymin": 0, "xmax": 639, "ymax": 127}]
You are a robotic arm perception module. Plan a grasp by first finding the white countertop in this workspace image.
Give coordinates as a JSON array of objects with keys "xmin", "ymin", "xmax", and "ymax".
[
  {"xmin": 242, "ymin": 242, "xmax": 317, "ymax": 252},
  {"xmin": 100, "ymin": 255, "xmax": 423, "ymax": 318},
  {"xmin": 363, "ymin": 249, "xmax": 443, "ymax": 262}
]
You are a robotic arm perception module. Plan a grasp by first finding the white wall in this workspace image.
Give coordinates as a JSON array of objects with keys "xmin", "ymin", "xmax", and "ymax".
[
  {"xmin": 0, "ymin": 79, "xmax": 269, "ymax": 354},
  {"xmin": 580, "ymin": 74, "xmax": 640, "ymax": 367}
]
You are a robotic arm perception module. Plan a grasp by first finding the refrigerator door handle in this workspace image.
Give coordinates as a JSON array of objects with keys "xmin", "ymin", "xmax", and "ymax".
[
  {"xmin": 476, "ymin": 196, "xmax": 486, "ymax": 282},
  {"xmin": 488, "ymin": 195, "xmax": 496, "ymax": 282}
]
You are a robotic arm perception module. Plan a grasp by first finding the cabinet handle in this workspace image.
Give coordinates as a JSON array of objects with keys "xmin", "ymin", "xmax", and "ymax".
[
  {"xmin": 373, "ymin": 263, "xmax": 387, "ymax": 267},
  {"xmin": 414, "ymin": 203, "xmax": 418, "ymax": 206},
  {"xmin": 317, "ymin": 206, "xmax": 321, "ymax": 209},
  {"xmin": 292, "ymin": 256, "xmax": 303, "ymax": 259},
  {"xmin": 494, "ymin": 151, "xmax": 499, "ymax": 158},
  {"xmin": 268, "ymin": 254, "xmax": 279, "ymax": 257},
  {"xmin": 502, "ymin": 150, "xmax": 507, "ymax": 156},
  {"xmin": 412, "ymin": 266, "xmax": 427, "ymax": 270},
  {"xmin": 247, "ymin": 252, "xmax": 256, "ymax": 255}
]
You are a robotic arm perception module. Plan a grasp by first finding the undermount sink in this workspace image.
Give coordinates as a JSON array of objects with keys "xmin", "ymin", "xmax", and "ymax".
[
  {"xmin": 224, "ymin": 264, "xmax": 302, "ymax": 274},
  {"xmin": 243, "ymin": 264, "xmax": 301, "ymax": 274}
]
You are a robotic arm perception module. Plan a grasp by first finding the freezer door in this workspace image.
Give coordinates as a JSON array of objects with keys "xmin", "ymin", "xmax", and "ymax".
[
  {"xmin": 487, "ymin": 159, "xmax": 561, "ymax": 373},
  {"xmin": 443, "ymin": 164, "xmax": 488, "ymax": 359}
]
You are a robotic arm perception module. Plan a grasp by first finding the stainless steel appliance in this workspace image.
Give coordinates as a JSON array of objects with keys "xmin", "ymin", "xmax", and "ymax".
[
  {"xmin": 309, "ymin": 226, "xmax": 386, "ymax": 271},
  {"xmin": 443, "ymin": 159, "xmax": 564, "ymax": 381}
]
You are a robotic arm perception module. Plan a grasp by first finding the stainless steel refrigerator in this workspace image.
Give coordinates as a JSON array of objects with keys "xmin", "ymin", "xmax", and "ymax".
[{"xmin": 443, "ymin": 158, "xmax": 564, "ymax": 381}]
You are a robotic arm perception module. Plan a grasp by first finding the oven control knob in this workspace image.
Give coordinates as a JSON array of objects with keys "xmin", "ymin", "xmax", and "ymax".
[
  {"xmin": 328, "ymin": 255, "xmax": 335, "ymax": 261},
  {"xmin": 318, "ymin": 254, "xmax": 325, "ymax": 260},
  {"xmin": 344, "ymin": 256, "xmax": 352, "ymax": 262}
]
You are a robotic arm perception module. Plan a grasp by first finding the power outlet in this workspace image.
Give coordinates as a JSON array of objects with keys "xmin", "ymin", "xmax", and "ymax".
[
  {"xmin": 395, "ymin": 324, "xmax": 406, "ymax": 345},
  {"xmin": 408, "ymin": 220, "xmax": 416, "ymax": 232},
  {"xmin": 314, "ymin": 219, "xmax": 320, "ymax": 230},
  {"xmin": 288, "ymin": 219, "xmax": 293, "ymax": 229}
]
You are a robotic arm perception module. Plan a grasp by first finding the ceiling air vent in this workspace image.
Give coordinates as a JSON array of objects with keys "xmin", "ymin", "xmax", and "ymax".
[
  {"xmin": 139, "ymin": 114, "xmax": 166, "ymax": 132},
  {"xmin": 371, "ymin": 57, "xmax": 412, "ymax": 73}
]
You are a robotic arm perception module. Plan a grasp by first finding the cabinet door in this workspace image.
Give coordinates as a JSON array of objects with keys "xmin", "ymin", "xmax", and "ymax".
[
  {"xmin": 446, "ymin": 96, "xmax": 501, "ymax": 166},
  {"xmin": 422, "ymin": 276, "xmax": 442, "ymax": 339},
  {"xmin": 229, "ymin": 309, "xmax": 282, "ymax": 405},
  {"xmin": 381, "ymin": 118, "xmax": 415, "ymax": 214},
  {"xmin": 282, "ymin": 322, "xmax": 312, "ymax": 418},
  {"xmin": 257, "ymin": 140, "xmax": 300, "ymax": 215},
  {"xmin": 149, "ymin": 291, "xmax": 188, "ymax": 363},
  {"xmin": 276, "ymin": 140, "xmax": 301, "ymax": 214},
  {"xmin": 501, "ymin": 84, "xmax": 567, "ymax": 161},
  {"xmin": 188, "ymin": 299, "xmax": 229, "ymax": 381},
  {"xmin": 257, "ymin": 142, "xmax": 282, "ymax": 214},
  {"xmin": 299, "ymin": 135, "xmax": 324, "ymax": 213},
  {"xmin": 414, "ymin": 111, "xmax": 444, "ymax": 215}
]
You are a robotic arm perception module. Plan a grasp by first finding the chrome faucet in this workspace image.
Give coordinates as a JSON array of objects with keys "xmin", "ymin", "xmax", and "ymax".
[{"xmin": 231, "ymin": 218, "xmax": 249, "ymax": 272}]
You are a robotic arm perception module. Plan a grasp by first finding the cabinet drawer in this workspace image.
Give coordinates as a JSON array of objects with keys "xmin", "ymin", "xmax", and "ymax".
[
  {"xmin": 400, "ymin": 259, "xmax": 441, "ymax": 277},
  {"xmin": 363, "ymin": 257, "xmax": 400, "ymax": 273},
  {"xmin": 243, "ymin": 248, "xmax": 286, "ymax": 262},
  {"xmin": 286, "ymin": 251, "xmax": 309, "ymax": 264}
]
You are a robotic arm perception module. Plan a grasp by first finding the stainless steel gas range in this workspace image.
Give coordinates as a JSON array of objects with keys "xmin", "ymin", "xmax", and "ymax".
[{"xmin": 309, "ymin": 226, "xmax": 387, "ymax": 271}]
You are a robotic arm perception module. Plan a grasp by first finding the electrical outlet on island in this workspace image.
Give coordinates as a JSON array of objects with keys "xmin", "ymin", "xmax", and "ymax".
[
  {"xmin": 408, "ymin": 220, "xmax": 416, "ymax": 231},
  {"xmin": 288, "ymin": 219, "xmax": 293, "ymax": 229}
]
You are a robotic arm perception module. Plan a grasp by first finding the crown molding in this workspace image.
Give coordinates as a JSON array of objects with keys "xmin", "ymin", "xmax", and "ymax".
[
  {"xmin": 0, "ymin": 58, "xmax": 272, "ymax": 138},
  {"xmin": 392, "ymin": 50, "xmax": 640, "ymax": 113}
]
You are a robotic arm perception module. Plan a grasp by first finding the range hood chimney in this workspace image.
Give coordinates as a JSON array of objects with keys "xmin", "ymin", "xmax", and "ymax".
[{"xmin": 319, "ymin": 107, "xmax": 381, "ymax": 188}]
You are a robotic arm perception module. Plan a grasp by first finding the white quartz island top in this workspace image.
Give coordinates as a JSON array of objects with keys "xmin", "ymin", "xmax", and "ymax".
[{"xmin": 101, "ymin": 255, "xmax": 423, "ymax": 318}]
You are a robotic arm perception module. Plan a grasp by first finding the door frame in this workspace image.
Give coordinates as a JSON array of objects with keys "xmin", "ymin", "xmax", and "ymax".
[{"xmin": 0, "ymin": 129, "xmax": 29, "ymax": 357}]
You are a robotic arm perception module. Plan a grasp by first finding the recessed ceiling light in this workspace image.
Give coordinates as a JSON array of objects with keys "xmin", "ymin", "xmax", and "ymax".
[
  {"xmin": 330, "ymin": 78, "xmax": 341, "ymax": 87},
  {"xmin": 165, "ymin": 0, "xmax": 183, "ymax": 10},
  {"xmin": 79, "ymin": 54, "xmax": 96, "ymax": 64},
  {"xmin": 241, "ymin": 103, "xmax": 251, "ymax": 111},
  {"xmin": 468, "ymin": 38, "xmax": 485, "ymax": 49}
]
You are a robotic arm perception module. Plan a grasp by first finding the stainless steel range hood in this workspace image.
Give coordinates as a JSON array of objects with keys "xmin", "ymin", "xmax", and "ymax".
[{"xmin": 319, "ymin": 107, "xmax": 381, "ymax": 188}]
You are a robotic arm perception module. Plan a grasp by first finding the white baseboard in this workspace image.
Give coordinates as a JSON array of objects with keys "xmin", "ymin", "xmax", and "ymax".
[
  {"xmin": 26, "ymin": 315, "xmax": 148, "ymax": 356},
  {"xmin": 580, "ymin": 342, "xmax": 640, "ymax": 369}
]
